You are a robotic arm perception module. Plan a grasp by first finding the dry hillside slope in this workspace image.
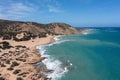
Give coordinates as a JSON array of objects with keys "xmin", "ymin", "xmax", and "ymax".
[{"xmin": 0, "ymin": 19, "xmax": 81, "ymax": 41}]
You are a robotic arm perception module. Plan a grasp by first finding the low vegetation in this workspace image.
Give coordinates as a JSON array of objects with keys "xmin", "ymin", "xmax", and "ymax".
[
  {"xmin": 16, "ymin": 77, "xmax": 23, "ymax": 80},
  {"xmin": 7, "ymin": 67, "xmax": 14, "ymax": 71},
  {"xmin": 1, "ymin": 63, "xmax": 6, "ymax": 67},
  {"xmin": 13, "ymin": 69, "xmax": 21, "ymax": 74},
  {"xmin": 5, "ymin": 60, "xmax": 10, "ymax": 64},
  {"xmin": 11, "ymin": 61, "xmax": 19, "ymax": 67},
  {"xmin": 0, "ymin": 41, "xmax": 13, "ymax": 49}
]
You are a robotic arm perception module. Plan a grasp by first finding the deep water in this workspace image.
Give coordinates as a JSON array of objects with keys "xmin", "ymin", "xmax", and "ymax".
[{"xmin": 38, "ymin": 28, "xmax": 120, "ymax": 80}]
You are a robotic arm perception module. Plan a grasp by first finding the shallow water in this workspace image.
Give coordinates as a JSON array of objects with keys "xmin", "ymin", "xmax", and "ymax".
[{"xmin": 38, "ymin": 28, "xmax": 120, "ymax": 80}]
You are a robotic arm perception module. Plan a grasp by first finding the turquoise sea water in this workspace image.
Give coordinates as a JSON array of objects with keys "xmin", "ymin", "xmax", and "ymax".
[{"xmin": 38, "ymin": 28, "xmax": 120, "ymax": 80}]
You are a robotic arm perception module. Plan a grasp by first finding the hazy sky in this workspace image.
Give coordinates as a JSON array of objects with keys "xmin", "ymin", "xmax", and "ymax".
[{"xmin": 0, "ymin": 0, "xmax": 120, "ymax": 27}]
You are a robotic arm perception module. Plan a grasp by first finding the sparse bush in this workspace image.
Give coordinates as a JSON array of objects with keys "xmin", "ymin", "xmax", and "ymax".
[
  {"xmin": 0, "ymin": 41, "xmax": 12, "ymax": 49},
  {"xmin": 5, "ymin": 60, "xmax": 10, "ymax": 64},
  {"xmin": 9, "ymin": 51, "xmax": 13, "ymax": 53},
  {"xmin": 1, "ymin": 53, "xmax": 8, "ymax": 56},
  {"xmin": 15, "ymin": 45, "xmax": 26, "ymax": 48},
  {"xmin": 13, "ymin": 69, "xmax": 21, "ymax": 74},
  {"xmin": 7, "ymin": 67, "xmax": 14, "ymax": 71},
  {"xmin": 11, "ymin": 61, "xmax": 19, "ymax": 67},
  {"xmin": 1, "ymin": 63, "xmax": 6, "ymax": 67},
  {"xmin": 38, "ymin": 32, "xmax": 47, "ymax": 38},
  {"xmin": 3, "ymin": 34, "xmax": 12, "ymax": 40},
  {"xmin": 16, "ymin": 58, "xmax": 26, "ymax": 62},
  {"xmin": 13, "ymin": 32, "xmax": 33, "ymax": 41},
  {"xmin": 1, "ymin": 58, "xmax": 6, "ymax": 61},
  {"xmin": 22, "ymin": 75, "xmax": 26, "ymax": 77},
  {"xmin": 16, "ymin": 77, "xmax": 23, "ymax": 80},
  {"xmin": 18, "ymin": 72, "xmax": 29, "ymax": 76}
]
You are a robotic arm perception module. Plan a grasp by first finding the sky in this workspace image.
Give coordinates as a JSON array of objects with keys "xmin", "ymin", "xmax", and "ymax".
[{"xmin": 0, "ymin": 0, "xmax": 120, "ymax": 27}]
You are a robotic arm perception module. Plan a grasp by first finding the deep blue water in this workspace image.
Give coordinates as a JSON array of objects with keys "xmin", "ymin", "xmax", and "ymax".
[{"xmin": 39, "ymin": 28, "xmax": 120, "ymax": 80}]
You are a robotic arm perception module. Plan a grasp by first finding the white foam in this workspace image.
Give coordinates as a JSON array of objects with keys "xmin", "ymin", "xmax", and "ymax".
[
  {"xmin": 83, "ymin": 32, "xmax": 88, "ymax": 35},
  {"xmin": 82, "ymin": 29, "xmax": 94, "ymax": 35},
  {"xmin": 54, "ymin": 35, "xmax": 62, "ymax": 41},
  {"xmin": 37, "ymin": 46, "xmax": 46, "ymax": 55},
  {"xmin": 43, "ymin": 59, "xmax": 68, "ymax": 80},
  {"xmin": 70, "ymin": 63, "xmax": 73, "ymax": 66},
  {"xmin": 48, "ymin": 36, "xmax": 70, "ymax": 46},
  {"xmin": 37, "ymin": 36, "xmax": 69, "ymax": 80}
]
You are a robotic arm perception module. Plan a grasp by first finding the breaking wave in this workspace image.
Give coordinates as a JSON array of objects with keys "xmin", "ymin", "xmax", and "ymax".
[
  {"xmin": 36, "ymin": 36, "xmax": 70, "ymax": 80},
  {"xmin": 82, "ymin": 29, "xmax": 96, "ymax": 35}
]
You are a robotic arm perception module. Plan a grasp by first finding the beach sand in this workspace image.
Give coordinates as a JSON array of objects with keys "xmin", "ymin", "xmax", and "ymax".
[{"xmin": 0, "ymin": 35, "xmax": 54, "ymax": 80}]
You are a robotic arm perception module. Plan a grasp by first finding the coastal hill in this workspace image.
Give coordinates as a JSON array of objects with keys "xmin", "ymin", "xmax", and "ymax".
[
  {"xmin": 0, "ymin": 19, "xmax": 81, "ymax": 41},
  {"xmin": 0, "ymin": 19, "xmax": 82, "ymax": 80}
]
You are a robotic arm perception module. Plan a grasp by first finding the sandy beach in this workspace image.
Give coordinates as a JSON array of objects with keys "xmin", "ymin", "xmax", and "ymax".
[{"xmin": 0, "ymin": 35, "xmax": 54, "ymax": 80}]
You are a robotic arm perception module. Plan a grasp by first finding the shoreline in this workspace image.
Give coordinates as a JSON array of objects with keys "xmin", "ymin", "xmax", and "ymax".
[{"xmin": 0, "ymin": 35, "xmax": 55, "ymax": 80}]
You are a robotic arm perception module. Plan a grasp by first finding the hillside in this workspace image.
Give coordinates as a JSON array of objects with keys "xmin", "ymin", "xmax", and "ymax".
[{"xmin": 0, "ymin": 19, "xmax": 81, "ymax": 41}]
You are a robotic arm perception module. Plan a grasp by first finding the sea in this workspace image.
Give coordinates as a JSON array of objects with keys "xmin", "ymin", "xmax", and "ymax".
[{"xmin": 37, "ymin": 27, "xmax": 120, "ymax": 80}]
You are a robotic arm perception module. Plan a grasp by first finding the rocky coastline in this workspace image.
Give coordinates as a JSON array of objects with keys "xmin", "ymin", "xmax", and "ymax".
[{"xmin": 0, "ymin": 19, "xmax": 83, "ymax": 80}]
